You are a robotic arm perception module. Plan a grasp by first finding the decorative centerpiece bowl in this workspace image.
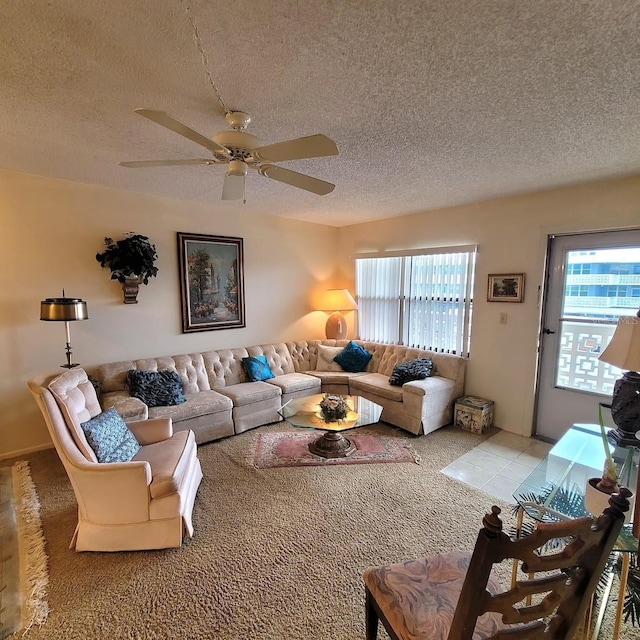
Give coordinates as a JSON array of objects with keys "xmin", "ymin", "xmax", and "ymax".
[{"xmin": 318, "ymin": 394, "xmax": 349, "ymax": 423}]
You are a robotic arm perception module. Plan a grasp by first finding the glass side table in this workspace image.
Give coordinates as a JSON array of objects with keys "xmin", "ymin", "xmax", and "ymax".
[{"xmin": 512, "ymin": 423, "xmax": 638, "ymax": 640}]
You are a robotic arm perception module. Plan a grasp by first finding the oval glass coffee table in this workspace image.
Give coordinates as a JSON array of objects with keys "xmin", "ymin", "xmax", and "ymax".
[{"xmin": 278, "ymin": 393, "xmax": 383, "ymax": 458}]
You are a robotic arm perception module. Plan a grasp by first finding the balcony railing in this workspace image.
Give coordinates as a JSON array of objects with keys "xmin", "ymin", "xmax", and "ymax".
[
  {"xmin": 555, "ymin": 321, "xmax": 623, "ymax": 395},
  {"xmin": 563, "ymin": 296, "xmax": 639, "ymax": 309},
  {"xmin": 565, "ymin": 274, "xmax": 640, "ymax": 285}
]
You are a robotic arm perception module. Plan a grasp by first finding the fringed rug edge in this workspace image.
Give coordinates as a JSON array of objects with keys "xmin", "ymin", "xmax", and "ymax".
[{"xmin": 12, "ymin": 460, "xmax": 49, "ymax": 633}]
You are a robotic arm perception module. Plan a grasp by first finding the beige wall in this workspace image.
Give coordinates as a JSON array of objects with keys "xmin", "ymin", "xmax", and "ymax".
[
  {"xmin": 338, "ymin": 174, "xmax": 640, "ymax": 436},
  {"xmin": 3, "ymin": 170, "xmax": 639, "ymax": 458},
  {"xmin": 0, "ymin": 170, "xmax": 339, "ymax": 458}
]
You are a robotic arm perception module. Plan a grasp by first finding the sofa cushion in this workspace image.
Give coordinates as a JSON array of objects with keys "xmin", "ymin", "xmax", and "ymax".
[
  {"xmin": 350, "ymin": 373, "xmax": 404, "ymax": 401},
  {"xmin": 127, "ymin": 370, "xmax": 186, "ymax": 407},
  {"xmin": 315, "ymin": 345, "xmax": 345, "ymax": 372},
  {"xmin": 266, "ymin": 372, "xmax": 321, "ymax": 395},
  {"xmin": 80, "ymin": 407, "xmax": 141, "ymax": 463},
  {"xmin": 148, "ymin": 390, "xmax": 233, "ymax": 423},
  {"xmin": 306, "ymin": 370, "xmax": 365, "ymax": 385},
  {"xmin": 242, "ymin": 355, "xmax": 275, "ymax": 382},
  {"xmin": 101, "ymin": 391, "xmax": 149, "ymax": 421},
  {"xmin": 216, "ymin": 381, "xmax": 282, "ymax": 407},
  {"xmin": 389, "ymin": 358, "xmax": 435, "ymax": 386},
  {"xmin": 334, "ymin": 340, "xmax": 373, "ymax": 373},
  {"xmin": 133, "ymin": 429, "xmax": 195, "ymax": 499}
]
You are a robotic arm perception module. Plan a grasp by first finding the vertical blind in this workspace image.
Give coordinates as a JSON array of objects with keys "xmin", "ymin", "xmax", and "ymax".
[{"xmin": 355, "ymin": 246, "xmax": 476, "ymax": 356}]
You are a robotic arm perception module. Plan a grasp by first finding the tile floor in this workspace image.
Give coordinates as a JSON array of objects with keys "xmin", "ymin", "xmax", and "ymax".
[{"xmin": 441, "ymin": 429, "xmax": 553, "ymax": 504}]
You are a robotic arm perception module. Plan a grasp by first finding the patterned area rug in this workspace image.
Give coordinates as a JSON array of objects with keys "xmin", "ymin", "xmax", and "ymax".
[
  {"xmin": 0, "ymin": 461, "xmax": 48, "ymax": 640},
  {"xmin": 253, "ymin": 429, "xmax": 420, "ymax": 468}
]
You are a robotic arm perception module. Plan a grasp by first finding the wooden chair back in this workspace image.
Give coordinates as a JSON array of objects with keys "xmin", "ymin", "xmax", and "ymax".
[{"xmin": 449, "ymin": 489, "xmax": 631, "ymax": 640}]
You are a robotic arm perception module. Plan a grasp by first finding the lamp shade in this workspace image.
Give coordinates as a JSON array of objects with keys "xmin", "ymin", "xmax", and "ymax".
[
  {"xmin": 599, "ymin": 316, "xmax": 640, "ymax": 372},
  {"xmin": 40, "ymin": 297, "xmax": 89, "ymax": 322},
  {"xmin": 318, "ymin": 289, "xmax": 358, "ymax": 312}
]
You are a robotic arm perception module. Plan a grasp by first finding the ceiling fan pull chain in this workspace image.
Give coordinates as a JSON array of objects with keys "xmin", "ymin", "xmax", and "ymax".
[{"xmin": 182, "ymin": 1, "xmax": 229, "ymax": 114}]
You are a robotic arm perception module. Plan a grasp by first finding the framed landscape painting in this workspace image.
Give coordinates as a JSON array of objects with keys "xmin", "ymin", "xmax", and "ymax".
[
  {"xmin": 487, "ymin": 273, "xmax": 525, "ymax": 303},
  {"xmin": 177, "ymin": 232, "xmax": 245, "ymax": 333}
]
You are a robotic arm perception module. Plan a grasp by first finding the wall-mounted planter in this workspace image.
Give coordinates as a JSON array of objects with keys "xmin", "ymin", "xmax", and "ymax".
[
  {"xmin": 122, "ymin": 277, "xmax": 143, "ymax": 304},
  {"xmin": 96, "ymin": 234, "xmax": 158, "ymax": 304}
]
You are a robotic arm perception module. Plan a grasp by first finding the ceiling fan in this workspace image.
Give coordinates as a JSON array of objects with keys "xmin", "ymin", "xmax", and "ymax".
[{"xmin": 120, "ymin": 109, "xmax": 339, "ymax": 200}]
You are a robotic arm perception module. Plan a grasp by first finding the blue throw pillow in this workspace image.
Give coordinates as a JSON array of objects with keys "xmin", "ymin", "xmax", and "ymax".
[
  {"xmin": 243, "ymin": 355, "xmax": 275, "ymax": 382},
  {"xmin": 127, "ymin": 370, "xmax": 186, "ymax": 407},
  {"xmin": 333, "ymin": 340, "xmax": 373, "ymax": 373},
  {"xmin": 389, "ymin": 358, "xmax": 435, "ymax": 386},
  {"xmin": 80, "ymin": 407, "xmax": 141, "ymax": 463}
]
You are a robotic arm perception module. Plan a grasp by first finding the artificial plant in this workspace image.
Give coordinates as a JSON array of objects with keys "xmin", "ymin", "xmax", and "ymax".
[{"xmin": 95, "ymin": 233, "xmax": 159, "ymax": 284}]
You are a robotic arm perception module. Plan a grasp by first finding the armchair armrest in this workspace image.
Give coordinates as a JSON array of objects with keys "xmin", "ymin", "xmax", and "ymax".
[
  {"xmin": 127, "ymin": 417, "xmax": 173, "ymax": 445},
  {"xmin": 402, "ymin": 376, "xmax": 455, "ymax": 397},
  {"xmin": 70, "ymin": 459, "xmax": 153, "ymax": 524}
]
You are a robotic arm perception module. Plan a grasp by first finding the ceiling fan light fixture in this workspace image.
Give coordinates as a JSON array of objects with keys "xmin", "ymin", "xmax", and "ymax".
[
  {"xmin": 225, "ymin": 111, "xmax": 251, "ymax": 130},
  {"xmin": 226, "ymin": 160, "xmax": 247, "ymax": 177}
]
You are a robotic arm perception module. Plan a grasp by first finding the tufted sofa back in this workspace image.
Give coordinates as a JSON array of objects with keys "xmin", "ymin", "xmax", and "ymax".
[
  {"xmin": 286, "ymin": 339, "xmax": 350, "ymax": 372},
  {"xmin": 96, "ymin": 339, "xmax": 465, "ymax": 393},
  {"xmin": 97, "ymin": 342, "xmax": 298, "ymax": 394},
  {"xmin": 285, "ymin": 340, "xmax": 465, "ymax": 385},
  {"xmin": 247, "ymin": 343, "xmax": 297, "ymax": 376}
]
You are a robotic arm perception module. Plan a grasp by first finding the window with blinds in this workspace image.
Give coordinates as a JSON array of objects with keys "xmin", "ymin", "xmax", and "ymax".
[{"xmin": 355, "ymin": 246, "xmax": 476, "ymax": 356}]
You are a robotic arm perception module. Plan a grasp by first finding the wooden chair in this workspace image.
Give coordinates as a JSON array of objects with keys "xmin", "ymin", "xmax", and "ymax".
[{"xmin": 363, "ymin": 490, "xmax": 631, "ymax": 640}]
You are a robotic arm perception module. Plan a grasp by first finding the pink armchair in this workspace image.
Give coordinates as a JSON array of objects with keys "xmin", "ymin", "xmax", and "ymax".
[{"xmin": 28, "ymin": 368, "xmax": 203, "ymax": 552}]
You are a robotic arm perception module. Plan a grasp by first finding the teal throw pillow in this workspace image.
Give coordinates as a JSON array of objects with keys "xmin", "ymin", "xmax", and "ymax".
[
  {"xmin": 80, "ymin": 407, "xmax": 141, "ymax": 463},
  {"xmin": 333, "ymin": 340, "xmax": 372, "ymax": 373},
  {"xmin": 243, "ymin": 355, "xmax": 275, "ymax": 382},
  {"xmin": 389, "ymin": 358, "xmax": 434, "ymax": 386},
  {"xmin": 127, "ymin": 369, "xmax": 186, "ymax": 407}
]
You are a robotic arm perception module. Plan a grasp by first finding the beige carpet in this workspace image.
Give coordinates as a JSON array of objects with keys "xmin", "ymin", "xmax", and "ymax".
[{"xmin": 7, "ymin": 422, "xmax": 638, "ymax": 640}]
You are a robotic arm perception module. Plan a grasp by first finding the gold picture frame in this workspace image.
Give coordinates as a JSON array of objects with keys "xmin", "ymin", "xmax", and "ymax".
[{"xmin": 487, "ymin": 273, "xmax": 525, "ymax": 303}]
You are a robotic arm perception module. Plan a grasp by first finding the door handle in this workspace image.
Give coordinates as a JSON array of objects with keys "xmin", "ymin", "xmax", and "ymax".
[{"xmin": 543, "ymin": 328, "xmax": 556, "ymax": 335}]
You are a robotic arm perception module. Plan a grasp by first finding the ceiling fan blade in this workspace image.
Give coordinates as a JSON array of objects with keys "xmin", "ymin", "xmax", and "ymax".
[
  {"xmin": 222, "ymin": 174, "xmax": 245, "ymax": 200},
  {"xmin": 252, "ymin": 134, "xmax": 338, "ymax": 163},
  {"xmin": 258, "ymin": 164, "xmax": 335, "ymax": 195},
  {"xmin": 120, "ymin": 159, "xmax": 217, "ymax": 168},
  {"xmin": 134, "ymin": 109, "xmax": 230, "ymax": 156}
]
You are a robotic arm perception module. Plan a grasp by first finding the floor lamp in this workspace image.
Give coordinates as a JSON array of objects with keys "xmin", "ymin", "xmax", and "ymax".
[
  {"xmin": 598, "ymin": 313, "xmax": 640, "ymax": 447},
  {"xmin": 318, "ymin": 289, "xmax": 357, "ymax": 340},
  {"xmin": 40, "ymin": 291, "xmax": 89, "ymax": 368}
]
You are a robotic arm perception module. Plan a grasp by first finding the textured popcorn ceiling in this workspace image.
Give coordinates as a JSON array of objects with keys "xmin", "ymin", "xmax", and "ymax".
[{"xmin": 0, "ymin": 1, "xmax": 639, "ymax": 226}]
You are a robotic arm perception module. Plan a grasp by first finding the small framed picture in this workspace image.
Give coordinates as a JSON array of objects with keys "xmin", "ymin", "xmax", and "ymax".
[{"xmin": 487, "ymin": 273, "xmax": 525, "ymax": 303}]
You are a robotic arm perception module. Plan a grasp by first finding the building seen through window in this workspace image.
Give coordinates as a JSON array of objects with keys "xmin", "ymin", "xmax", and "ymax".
[{"xmin": 558, "ymin": 247, "xmax": 640, "ymax": 395}]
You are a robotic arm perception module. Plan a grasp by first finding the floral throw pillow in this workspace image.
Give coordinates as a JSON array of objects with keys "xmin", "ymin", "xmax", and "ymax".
[
  {"xmin": 389, "ymin": 358, "xmax": 435, "ymax": 386},
  {"xmin": 80, "ymin": 407, "xmax": 141, "ymax": 463}
]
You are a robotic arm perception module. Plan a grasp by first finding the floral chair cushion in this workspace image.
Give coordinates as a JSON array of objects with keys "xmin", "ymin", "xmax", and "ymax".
[{"xmin": 363, "ymin": 551, "xmax": 505, "ymax": 640}]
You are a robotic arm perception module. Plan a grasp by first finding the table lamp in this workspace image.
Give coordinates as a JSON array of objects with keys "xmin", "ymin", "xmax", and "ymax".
[
  {"xmin": 598, "ymin": 313, "xmax": 640, "ymax": 447},
  {"xmin": 318, "ymin": 289, "xmax": 357, "ymax": 340},
  {"xmin": 40, "ymin": 290, "xmax": 89, "ymax": 368}
]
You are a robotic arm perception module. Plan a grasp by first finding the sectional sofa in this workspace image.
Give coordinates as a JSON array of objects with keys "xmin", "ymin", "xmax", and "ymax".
[{"xmin": 94, "ymin": 340, "xmax": 466, "ymax": 444}]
